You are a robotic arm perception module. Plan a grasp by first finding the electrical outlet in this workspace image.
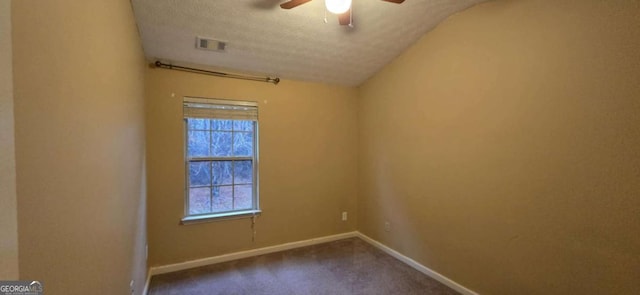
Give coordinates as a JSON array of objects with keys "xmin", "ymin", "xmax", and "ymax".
[
  {"xmin": 342, "ymin": 211, "xmax": 348, "ymax": 221},
  {"xmin": 384, "ymin": 221, "xmax": 391, "ymax": 232}
]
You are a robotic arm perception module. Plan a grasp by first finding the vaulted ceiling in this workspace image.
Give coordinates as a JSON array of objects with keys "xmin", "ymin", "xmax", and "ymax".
[{"xmin": 132, "ymin": 0, "xmax": 487, "ymax": 86}]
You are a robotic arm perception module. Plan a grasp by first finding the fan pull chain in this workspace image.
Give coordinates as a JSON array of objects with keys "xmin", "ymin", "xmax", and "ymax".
[{"xmin": 349, "ymin": 5, "xmax": 354, "ymax": 28}]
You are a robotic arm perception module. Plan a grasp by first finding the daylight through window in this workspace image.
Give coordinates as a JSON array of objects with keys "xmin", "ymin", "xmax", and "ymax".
[{"xmin": 183, "ymin": 98, "xmax": 259, "ymax": 221}]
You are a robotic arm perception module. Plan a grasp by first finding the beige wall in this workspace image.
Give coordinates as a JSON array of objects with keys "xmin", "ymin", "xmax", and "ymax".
[
  {"xmin": 12, "ymin": 0, "xmax": 147, "ymax": 294},
  {"xmin": 358, "ymin": 0, "xmax": 640, "ymax": 294},
  {"xmin": 0, "ymin": 0, "xmax": 19, "ymax": 279},
  {"xmin": 146, "ymin": 69, "xmax": 358, "ymax": 266}
]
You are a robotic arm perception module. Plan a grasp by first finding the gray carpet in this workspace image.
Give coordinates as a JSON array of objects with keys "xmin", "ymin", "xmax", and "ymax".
[{"xmin": 148, "ymin": 237, "xmax": 459, "ymax": 295}]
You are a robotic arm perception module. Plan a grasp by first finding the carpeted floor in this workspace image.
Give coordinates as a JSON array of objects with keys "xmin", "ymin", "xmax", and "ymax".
[{"xmin": 148, "ymin": 237, "xmax": 459, "ymax": 295}]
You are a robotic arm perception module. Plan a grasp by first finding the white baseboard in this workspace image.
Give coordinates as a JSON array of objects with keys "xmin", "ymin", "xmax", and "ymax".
[
  {"xmin": 148, "ymin": 231, "xmax": 358, "ymax": 276},
  {"xmin": 356, "ymin": 232, "xmax": 478, "ymax": 295},
  {"xmin": 144, "ymin": 230, "xmax": 477, "ymax": 295}
]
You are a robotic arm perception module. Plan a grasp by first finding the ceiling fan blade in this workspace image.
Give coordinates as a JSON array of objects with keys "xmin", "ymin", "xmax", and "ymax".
[
  {"xmin": 280, "ymin": 0, "xmax": 313, "ymax": 9},
  {"xmin": 381, "ymin": 0, "xmax": 405, "ymax": 3},
  {"xmin": 338, "ymin": 8, "xmax": 351, "ymax": 25}
]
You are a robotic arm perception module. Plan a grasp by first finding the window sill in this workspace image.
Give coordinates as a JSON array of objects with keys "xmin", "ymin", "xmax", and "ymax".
[{"xmin": 180, "ymin": 210, "xmax": 262, "ymax": 225}]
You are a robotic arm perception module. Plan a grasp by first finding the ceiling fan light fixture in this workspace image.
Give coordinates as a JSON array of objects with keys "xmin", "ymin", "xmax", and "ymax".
[{"xmin": 325, "ymin": 0, "xmax": 351, "ymax": 14}]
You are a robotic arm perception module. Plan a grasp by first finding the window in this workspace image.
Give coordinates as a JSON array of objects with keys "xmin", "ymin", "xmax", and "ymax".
[{"xmin": 182, "ymin": 98, "xmax": 259, "ymax": 222}]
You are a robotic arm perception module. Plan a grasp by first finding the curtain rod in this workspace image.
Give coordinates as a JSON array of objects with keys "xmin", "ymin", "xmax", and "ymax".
[{"xmin": 152, "ymin": 61, "xmax": 280, "ymax": 85}]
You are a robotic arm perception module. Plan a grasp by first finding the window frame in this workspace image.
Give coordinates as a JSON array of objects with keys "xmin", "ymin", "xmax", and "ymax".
[{"xmin": 181, "ymin": 98, "xmax": 260, "ymax": 224}]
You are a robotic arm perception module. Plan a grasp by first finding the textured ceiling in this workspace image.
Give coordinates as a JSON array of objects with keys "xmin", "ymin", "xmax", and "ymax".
[{"xmin": 132, "ymin": 0, "xmax": 487, "ymax": 86}]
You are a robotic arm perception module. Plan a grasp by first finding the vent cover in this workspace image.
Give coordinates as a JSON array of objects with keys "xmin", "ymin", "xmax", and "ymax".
[{"xmin": 196, "ymin": 37, "xmax": 226, "ymax": 52}]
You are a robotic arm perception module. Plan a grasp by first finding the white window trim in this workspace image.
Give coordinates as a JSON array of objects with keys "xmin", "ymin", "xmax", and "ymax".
[
  {"xmin": 181, "ymin": 210, "xmax": 262, "ymax": 225},
  {"xmin": 181, "ymin": 97, "xmax": 260, "ymax": 224}
]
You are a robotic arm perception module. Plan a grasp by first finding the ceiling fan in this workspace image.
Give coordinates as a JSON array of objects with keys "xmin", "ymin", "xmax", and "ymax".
[{"xmin": 280, "ymin": 0, "xmax": 405, "ymax": 26}]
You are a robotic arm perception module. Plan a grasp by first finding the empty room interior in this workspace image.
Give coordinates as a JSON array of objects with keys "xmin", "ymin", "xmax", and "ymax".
[{"xmin": 1, "ymin": 0, "xmax": 639, "ymax": 294}]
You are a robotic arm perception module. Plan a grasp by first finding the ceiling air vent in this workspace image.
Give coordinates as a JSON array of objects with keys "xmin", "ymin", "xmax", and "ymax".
[{"xmin": 196, "ymin": 37, "xmax": 226, "ymax": 52}]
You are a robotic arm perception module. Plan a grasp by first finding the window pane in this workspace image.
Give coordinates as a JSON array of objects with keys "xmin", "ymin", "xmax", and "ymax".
[
  {"xmin": 234, "ymin": 185, "xmax": 253, "ymax": 210},
  {"xmin": 233, "ymin": 132, "xmax": 253, "ymax": 156},
  {"xmin": 187, "ymin": 118, "xmax": 209, "ymax": 130},
  {"xmin": 189, "ymin": 187, "xmax": 211, "ymax": 215},
  {"xmin": 211, "ymin": 131, "xmax": 232, "ymax": 156},
  {"xmin": 212, "ymin": 161, "xmax": 232, "ymax": 185},
  {"xmin": 188, "ymin": 131, "xmax": 210, "ymax": 157},
  {"xmin": 211, "ymin": 119, "xmax": 233, "ymax": 131},
  {"xmin": 189, "ymin": 162, "xmax": 211, "ymax": 186},
  {"xmin": 234, "ymin": 160, "xmax": 253, "ymax": 184},
  {"xmin": 233, "ymin": 120, "xmax": 253, "ymax": 132},
  {"xmin": 212, "ymin": 186, "xmax": 233, "ymax": 212}
]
